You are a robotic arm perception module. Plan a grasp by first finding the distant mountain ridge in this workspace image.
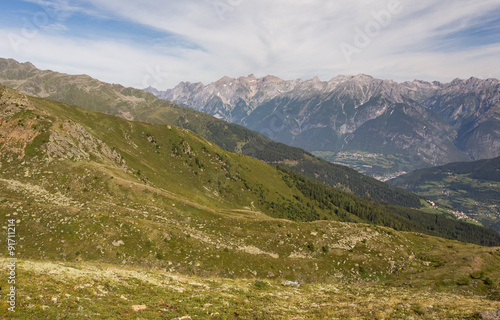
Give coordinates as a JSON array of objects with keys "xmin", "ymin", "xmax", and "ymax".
[
  {"xmin": 0, "ymin": 58, "xmax": 420, "ymax": 207},
  {"xmin": 148, "ymin": 74, "xmax": 500, "ymax": 177}
]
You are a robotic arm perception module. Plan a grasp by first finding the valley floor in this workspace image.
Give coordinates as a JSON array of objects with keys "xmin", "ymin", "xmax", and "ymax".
[{"xmin": 1, "ymin": 258, "xmax": 499, "ymax": 319}]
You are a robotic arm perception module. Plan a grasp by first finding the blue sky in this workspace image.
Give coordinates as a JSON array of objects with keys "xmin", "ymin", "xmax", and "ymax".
[{"xmin": 1, "ymin": 0, "xmax": 499, "ymax": 89}]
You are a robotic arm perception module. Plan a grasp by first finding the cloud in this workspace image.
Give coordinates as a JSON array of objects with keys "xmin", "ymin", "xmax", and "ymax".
[
  {"xmin": 22, "ymin": 0, "xmax": 105, "ymax": 21},
  {"xmin": 41, "ymin": 22, "xmax": 68, "ymax": 32},
  {"xmin": 1, "ymin": 0, "xmax": 499, "ymax": 89}
]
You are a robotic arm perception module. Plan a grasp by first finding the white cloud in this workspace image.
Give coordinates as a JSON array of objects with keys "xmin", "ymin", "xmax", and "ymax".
[
  {"xmin": 41, "ymin": 23, "xmax": 68, "ymax": 31},
  {"xmin": 0, "ymin": 27, "xmax": 214, "ymax": 88},
  {"xmin": 23, "ymin": 0, "xmax": 105, "ymax": 21},
  {"xmin": 1, "ymin": 0, "xmax": 499, "ymax": 89}
]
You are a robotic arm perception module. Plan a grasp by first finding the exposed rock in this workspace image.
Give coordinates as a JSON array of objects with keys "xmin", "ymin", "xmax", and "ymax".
[
  {"xmin": 131, "ymin": 305, "xmax": 147, "ymax": 312},
  {"xmin": 112, "ymin": 240, "xmax": 125, "ymax": 247},
  {"xmin": 388, "ymin": 261, "xmax": 396, "ymax": 274},
  {"xmin": 283, "ymin": 280, "xmax": 300, "ymax": 287},
  {"xmin": 0, "ymin": 178, "xmax": 76, "ymax": 207},
  {"xmin": 45, "ymin": 121, "xmax": 127, "ymax": 170},
  {"xmin": 480, "ymin": 309, "xmax": 500, "ymax": 319},
  {"xmin": 237, "ymin": 245, "xmax": 279, "ymax": 259}
]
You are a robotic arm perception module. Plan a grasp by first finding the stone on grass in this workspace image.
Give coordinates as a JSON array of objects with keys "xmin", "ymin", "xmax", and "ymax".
[
  {"xmin": 131, "ymin": 305, "xmax": 147, "ymax": 312},
  {"xmin": 283, "ymin": 280, "xmax": 300, "ymax": 287}
]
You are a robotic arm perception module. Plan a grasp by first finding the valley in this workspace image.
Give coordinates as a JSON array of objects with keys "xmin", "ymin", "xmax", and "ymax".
[
  {"xmin": 312, "ymin": 150, "xmax": 412, "ymax": 181},
  {"xmin": 0, "ymin": 58, "xmax": 422, "ymax": 208},
  {"xmin": 389, "ymin": 157, "xmax": 500, "ymax": 233}
]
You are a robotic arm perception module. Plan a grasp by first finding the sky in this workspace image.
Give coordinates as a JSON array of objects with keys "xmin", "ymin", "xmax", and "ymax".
[{"xmin": 1, "ymin": 0, "xmax": 500, "ymax": 90}]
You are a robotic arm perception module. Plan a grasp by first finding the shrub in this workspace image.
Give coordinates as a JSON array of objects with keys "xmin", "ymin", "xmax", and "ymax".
[
  {"xmin": 307, "ymin": 242, "xmax": 315, "ymax": 252},
  {"xmin": 456, "ymin": 278, "xmax": 470, "ymax": 286},
  {"xmin": 484, "ymin": 277, "xmax": 494, "ymax": 286},
  {"xmin": 254, "ymin": 280, "xmax": 269, "ymax": 289},
  {"xmin": 470, "ymin": 271, "xmax": 485, "ymax": 279}
]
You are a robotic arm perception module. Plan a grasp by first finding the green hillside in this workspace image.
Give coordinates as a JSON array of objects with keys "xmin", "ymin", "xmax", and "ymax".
[
  {"xmin": 1, "ymin": 85, "xmax": 500, "ymax": 319},
  {"xmin": 389, "ymin": 157, "xmax": 500, "ymax": 232},
  {"xmin": 0, "ymin": 58, "xmax": 421, "ymax": 208},
  {"xmin": 1, "ymin": 84, "xmax": 498, "ymax": 244}
]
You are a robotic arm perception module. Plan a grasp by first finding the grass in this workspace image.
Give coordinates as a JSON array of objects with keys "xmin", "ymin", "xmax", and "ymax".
[{"xmin": 1, "ymin": 258, "xmax": 499, "ymax": 319}]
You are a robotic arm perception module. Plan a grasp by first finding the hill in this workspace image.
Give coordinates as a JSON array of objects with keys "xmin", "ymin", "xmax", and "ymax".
[
  {"xmin": 2, "ymin": 84, "xmax": 498, "ymax": 243},
  {"xmin": 389, "ymin": 157, "xmax": 500, "ymax": 232},
  {"xmin": 0, "ymin": 57, "xmax": 421, "ymax": 208},
  {"xmin": 1, "ymin": 85, "xmax": 500, "ymax": 319}
]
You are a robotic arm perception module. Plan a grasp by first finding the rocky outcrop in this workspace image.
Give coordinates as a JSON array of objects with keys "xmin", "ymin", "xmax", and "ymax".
[{"xmin": 45, "ymin": 121, "xmax": 127, "ymax": 169}]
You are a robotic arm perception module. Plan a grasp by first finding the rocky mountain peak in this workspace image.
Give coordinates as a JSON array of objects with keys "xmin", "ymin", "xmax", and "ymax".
[
  {"xmin": 0, "ymin": 58, "xmax": 35, "ymax": 69},
  {"xmin": 239, "ymin": 74, "xmax": 257, "ymax": 81},
  {"xmin": 353, "ymin": 73, "xmax": 374, "ymax": 80},
  {"xmin": 261, "ymin": 75, "xmax": 284, "ymax": 83},
  {"xmin": 215, "ymin": 76, "xmax": 233, "ymax": 85}
]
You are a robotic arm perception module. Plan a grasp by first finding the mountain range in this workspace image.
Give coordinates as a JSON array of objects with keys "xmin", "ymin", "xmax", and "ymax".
[
  {"xmin": 0, "ymin": 58, "xmax": 420, "ymax": 207},
  {"xmin": 147, "ymin": 74, "xmax": 500, "ymax": 179}
]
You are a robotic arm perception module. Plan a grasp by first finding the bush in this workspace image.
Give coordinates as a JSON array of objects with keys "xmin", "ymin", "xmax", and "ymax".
[
  {"xmin": 456, "ymin": 278, "xmax": 470, "ymax": 286},
  {"xmin": 254, "ymin": 280, "xmax": 270, "ymax": 289},
  {"xmin": 484, "ymin": 277, "xmax": 494, "ymax": 286},
  {"xmin": 307, "ymin": 242, "xmax": 315, "ymax": 252},
  {"xmin": 470, "ymin": 271, "xmax": 485, "ymax": 279}
]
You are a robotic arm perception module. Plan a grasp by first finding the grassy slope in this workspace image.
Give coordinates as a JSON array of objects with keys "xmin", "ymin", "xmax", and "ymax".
[
  {"xmin": 2, "ymin": 84, "xmax": 499, "ymax": 244},
  {"xmin": 1, "ymin": 258, "xmax": 500, "ymax": 319},
  {"xmin": 0, "ymin": 58, "xmax": 421, "ymax": 208}
]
